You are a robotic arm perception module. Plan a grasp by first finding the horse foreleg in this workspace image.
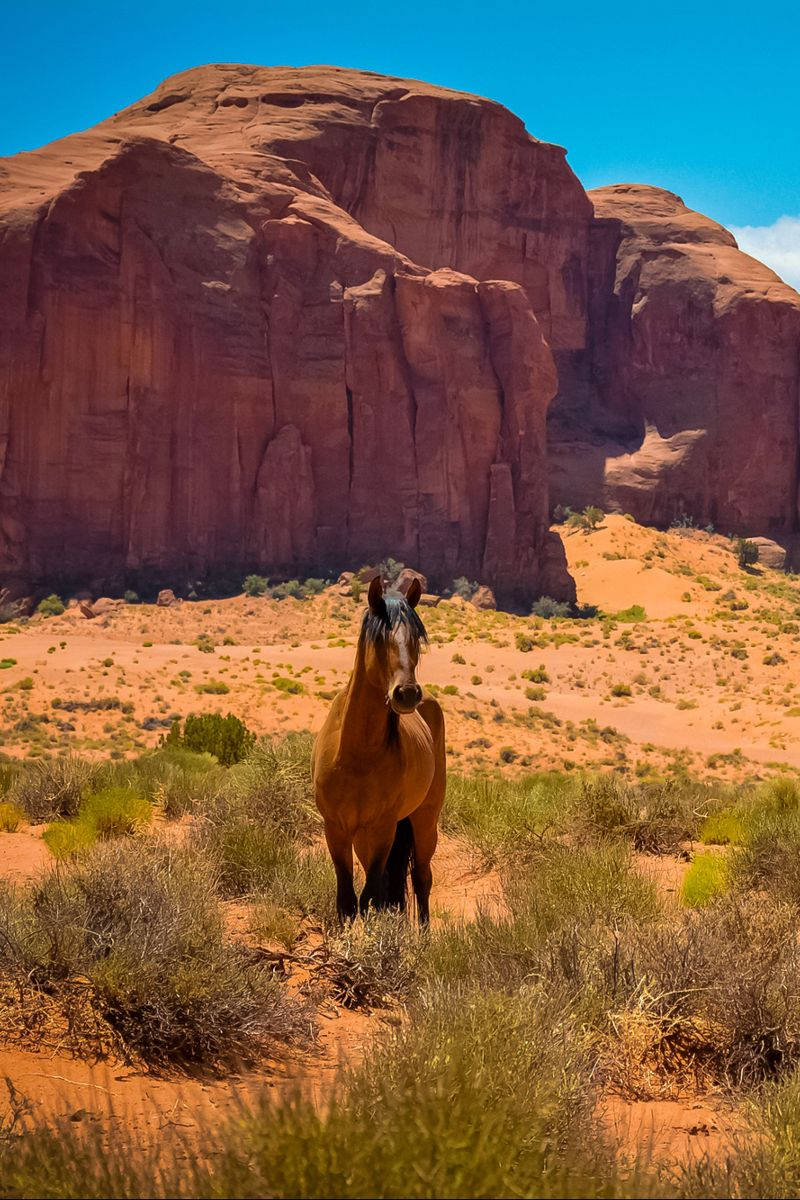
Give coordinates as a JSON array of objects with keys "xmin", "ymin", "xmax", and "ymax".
[
  {"xmin": 354, "ymin": 825, "xmax": 396, "ymax": 917},
  {"xmin": 408, "ymin": 805, "xmax": 440, "ymax": 925},
  {"xmin": 324, "ymin": 823, "xmax": 357, "ymax": 922}
]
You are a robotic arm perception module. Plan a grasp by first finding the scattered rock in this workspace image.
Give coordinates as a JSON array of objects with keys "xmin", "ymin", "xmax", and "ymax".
[
  {"xmin": 749, "ymin": 537, "xmax": 787, "ymax": 571},
  {"xmin": 78, "ymin": 601, "xmax": 95, "ymax": 619},
  {"xmin": 418, "ymin": 593, "xmax": 441, "ymax": 607},
  {"xmin": 395, "ymin": 568, "xmax": 428, "ymax": 595},
  {"xmin": 470, "ymin": 585, "xmax": 497, "ymax": 610},
  {"xmin": 91, "ymin": 597, "xmax": 123, "ymax": 615},
  {"xmin": 156, "ymin": 589, "xmax": 179, "ymax": 608}
]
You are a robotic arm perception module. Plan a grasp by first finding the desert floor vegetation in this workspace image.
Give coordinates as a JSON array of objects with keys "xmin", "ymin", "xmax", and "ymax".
[{"xmin": 2, "ymin": 728, "xmax": 800, "ymax": 1195}]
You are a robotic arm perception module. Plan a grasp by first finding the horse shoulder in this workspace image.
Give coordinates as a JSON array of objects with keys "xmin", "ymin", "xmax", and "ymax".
[{"xmin": 418, "ymin": 694, "xmax": 445, "ymax": 746}]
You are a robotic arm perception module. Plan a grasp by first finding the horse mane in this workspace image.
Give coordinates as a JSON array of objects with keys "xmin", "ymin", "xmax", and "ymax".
[{"xmin": 360, "ymin": 591, "xmax": 428, "ymax": 649}]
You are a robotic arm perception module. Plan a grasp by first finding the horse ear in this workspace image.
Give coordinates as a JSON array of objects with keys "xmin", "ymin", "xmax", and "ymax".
[
  {"xmin": 406, "ymin": 578, "xmax": 422, "ymax": 609},
  {"xmin": 367, "ymin": 574, "xmax": 385, "ymax": 613}
]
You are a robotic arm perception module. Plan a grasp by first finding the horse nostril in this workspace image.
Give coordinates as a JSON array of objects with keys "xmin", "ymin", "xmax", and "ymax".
[{"xmin": 393, "ymin": 683, "xmax": 422, "ymax": 709}]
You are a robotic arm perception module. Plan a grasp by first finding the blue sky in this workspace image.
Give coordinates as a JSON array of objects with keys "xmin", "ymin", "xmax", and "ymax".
[{"xmin": 2, "ymin": 0, "xmax": 798, "ymax": 283}]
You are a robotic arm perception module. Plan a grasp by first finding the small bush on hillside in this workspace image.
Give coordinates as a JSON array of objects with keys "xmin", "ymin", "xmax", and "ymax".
[
  {"xmin": 530, "ymin": 596, "xmax": 571, "ymax": 618},
  {"xmin": 736, "ymin": 537, "xmax": 760, "ymax": 569},
  {"xmin": 123, "ymin": 590, "xmax": 139, "ymax": 604},
  {"xmin": 269, "ymin": 579, "xmax": 303, "ymax": 600},
  {"xmin": 10, "ymin": 755, "xmax": 97, "ymax": 822},
  {"xmin": 450, "ymin": 576, "xmax": 478, "ymax": 600},
  {"xmin": 376, "ymin": 557, "xmax": 404, "ymax": 587},
  {"xmin": 243, "ymin": 574, "xmax": 269, "ymax": 596},
  {"xmin": 164, "ymin": 712, "xmax": 255, "ymax": 767},
  {"xmin": 36, "ymin": 594, "xmax": 65, "ymax": 618},
  {"xmin": 566, "ymin": 505, "xmax": 604, "ymax": 533}
]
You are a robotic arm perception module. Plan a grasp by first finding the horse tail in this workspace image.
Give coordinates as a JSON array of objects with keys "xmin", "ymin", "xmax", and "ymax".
[{"xmin": 383, "ymin": 817, "xmax": 415, "ymax": 912}]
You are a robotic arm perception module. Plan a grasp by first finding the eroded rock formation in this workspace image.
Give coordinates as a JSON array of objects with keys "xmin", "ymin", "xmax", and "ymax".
[
  {"xmin": 549, "ymin": 185, "xmax": 800, "ymax": 536},
  {"xmin": 1, "ymin": 66, "xmax": 799, "ymax": 603},
  {"xmin": 0, "ymin": 64, "xmax": 582, "ymax": 604}
]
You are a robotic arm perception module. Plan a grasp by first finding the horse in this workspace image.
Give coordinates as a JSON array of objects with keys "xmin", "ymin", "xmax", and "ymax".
[{"xmin": 312, "ymin": 574, "xmax": 446, "ymax": 923}]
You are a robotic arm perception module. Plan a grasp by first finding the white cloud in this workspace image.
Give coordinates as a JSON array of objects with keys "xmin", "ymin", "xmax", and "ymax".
[{"xmin": 729, "ymin": 215, "xmax": 800, "ymax": 291}]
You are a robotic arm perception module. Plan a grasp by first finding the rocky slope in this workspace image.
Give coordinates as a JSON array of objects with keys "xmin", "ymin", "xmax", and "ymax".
[
  {"xmin": 0, "ymin": 64, "xmax": 586, "ymax": 604},
  {"xmin": 0, "ymin": 64, "xmax": 798, "ymax": 601}
]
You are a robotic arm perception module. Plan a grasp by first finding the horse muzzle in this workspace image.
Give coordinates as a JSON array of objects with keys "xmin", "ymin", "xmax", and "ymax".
[{"xmin": 389, "ymin": 682, "xmax": 423, "ymax": 714}]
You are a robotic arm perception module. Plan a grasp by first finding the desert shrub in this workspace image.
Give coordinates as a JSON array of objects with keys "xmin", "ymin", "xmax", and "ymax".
[
  {"xmin": 41, "ymin": 819, "xmax": 97, "ymax": 859},
  {"xmin": 43, "ymin": 786, "xmax": 153, "ymax": 859},
  {"xmin": 260, "ymin": 846, "xmax": 337, "ymax": 929},
  {"xmin": 576, "ymin": 774, "xmax": 720, "ymax": 852},
  {"xmin": 515, "ymin": 632, "xmax": 534, "ymax": 652},
  {"xmin": 195, "ymin": 734, "xmax": 319, "ymax": 896},
  {"xmin": 320, "ymin": 910, "xmax": 425, "ymax": 1008},
  {"xmin": 566, "ymin": 505, "xmax": 604, "ymax": 533},
  {"xmin": 268, "ymin": 578, "xmax": 303, "ymax": 600},
  {"xmin": 610, "ymin": 604, "xmax": 647, "ymax": 622},
  {"xmin": 243, "ymin": 574, "xmax": 269, "ymax": 596},
  {"xmin": 736, "ymin": 537, "xmax": 760, "ymax": 569},
  {"xmin": 165, "ymin": 712, "xmax": 255, "ymax": 766},
  {"xmin": 681, "ymin": 852, "xmax": 729, "ymax": 907},
  {"xmin": 450, "ymin": 576, "xmax": 478, "ymax": 600},
  {"xmin": 530, "ymin": 595, "xmax": 571, "ymax": 618},
  {"xmin": 0, "ymin": 801, "xmax": 24, "ymax": 832},
  {"xmin": 123, "ymin": 589, "xmax": 139, "ymax": 604},
  {"xmin": 0, "ymin": 841, "xmax": 305, "ymax": 1067},
  {"xmin": 349, "ymin": 577, "xmax": 362, "ymax": 602},
  {"xmin": 0, "ymin": 986, "xmax": 639, "ymax": 1199},
  {"xmin": 376, "ymin": 557, "xmax": 404, "ymax": 586},
  {"xmin": 121, "ymin": 745, "xmax": 225, "ymax": 819},
  {"xmin": 10, "ymin": 755, "xmax": 97, "ymax": 822},
  {"xmin": 610, "ymin": 682, "xmax": 632, "ymax": 697},
  {"xmin": 36, "ymin": 593, "xmax": 65, "ymax": 617},
  {"xmin": 442, "ymin": 772, "xmax": 571, "ymax": 860},
  {"xmin": 300, "ymin": 577, "xmax": 326, "ymax": 597}
]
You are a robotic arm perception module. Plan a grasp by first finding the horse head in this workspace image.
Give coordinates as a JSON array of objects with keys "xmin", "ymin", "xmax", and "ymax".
[{"xmin": 362, "ymin": 574, "xmax": 427, "ymax": 714}]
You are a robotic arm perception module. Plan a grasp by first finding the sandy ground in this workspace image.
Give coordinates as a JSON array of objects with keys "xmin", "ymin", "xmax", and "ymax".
[
  {"xmin": 0, "ymin": 513, "xmax": 790, "ymax": 1176},
  {"xmin": 0, "ymin": 516, "xmax": 798, "ymax": 782}
]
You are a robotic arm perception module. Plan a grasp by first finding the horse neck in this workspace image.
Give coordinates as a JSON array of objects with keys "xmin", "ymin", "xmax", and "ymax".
[{"xmin": 337, "ymin": 641, "xmax": 393, "ymax": 759}]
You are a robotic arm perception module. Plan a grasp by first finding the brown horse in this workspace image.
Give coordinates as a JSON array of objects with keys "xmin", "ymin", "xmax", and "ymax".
[{"xmin": 312, "ymin": 575, "xmax": 445, "ymax": 923}]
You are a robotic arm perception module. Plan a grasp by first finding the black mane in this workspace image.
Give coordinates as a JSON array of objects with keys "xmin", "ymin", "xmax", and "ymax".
[{"xmin": 360, "ymin": 590, "xmax": 428, "ymax": 648}]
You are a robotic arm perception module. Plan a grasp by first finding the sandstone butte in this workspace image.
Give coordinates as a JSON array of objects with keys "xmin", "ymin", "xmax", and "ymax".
[{"xmin": 1, "ymin": 64, "xmax": 798, "ymax": 605}]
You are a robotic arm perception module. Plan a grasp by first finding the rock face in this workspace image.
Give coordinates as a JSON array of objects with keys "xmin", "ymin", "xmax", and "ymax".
[
  {"xmin": 0, "ymin": 64, "xmax": 584, "ymax": 606},
  {"xmin": 2, "ymin": 67, "xmax": 799, "ymax": 604},
  {"xmin": 549, "ymin": 185, "xmax": 800, "ymax": 536}
]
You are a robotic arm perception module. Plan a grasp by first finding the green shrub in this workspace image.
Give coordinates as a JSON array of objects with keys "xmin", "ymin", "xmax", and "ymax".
[
  {"xmin": 165, "ymin": 712, "xmax": 255, "ymax": 767},
  {"xmin": 243, "ymin": 574, "xmax": 269, "ymax": 596},
  {"xmin": 194, "ymin": 679, "xmax": 230, "ymax": 694},
  {"xmin": 515, "ymin": 632, "xmax": 534, "ymax": 652},
  {"xmin": 522, "ymin": 664, "xmax": 550, "ymax": 683},
  {"xmin": 682, "ymin": 852, "xmax": 729, "ymax": 907},
  {"xmin": 450, "ymin": 576, "xmax": 478, "ymax": 600},
  {"xmin": 269, "ymin": 579, "xmax": 303, "ymax": 600},
  {"xmin": 566, "ymin": 505, "xmax": 604, "ymax": 533},
  {"xmin": 610, "ymin": 682, "xmax": 632, "ymax": 697},
  {"xmin": 736, "ymin": 538, "xmax": 760, "ymax": 569},
  {"xmin": 123, "ymin": 590, "xmax": 139, "ymax": 604},
  {"xmin": 0, "ymin": 801, "xmax": 24, "ymax": 832},
  {"xmin": 530, "ymin": 596, "xmax": 571, "ymax": 618},
  {"xmin": 273, "ymin": 676, "xmax": 304, "ymax": 694},
  {"xmin": 42, "ymin": 819, "xmax": 97, "ymax": 859},
  {"xmin": 36, "ymin": 593, "xmax": 65, "ymax": 617},
  {"xmin": 80, "ymin": 786, "xmax": 152, "ymax": 839}
]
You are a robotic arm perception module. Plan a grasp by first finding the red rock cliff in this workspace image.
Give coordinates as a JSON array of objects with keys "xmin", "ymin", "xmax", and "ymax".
[
  {"xmin": 549, "ymin": 184, "xmax": 800, "ymax": 536},
  {"xmin": 0, "ymin": 64, "xmax": 585, "ymax": 604}
]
